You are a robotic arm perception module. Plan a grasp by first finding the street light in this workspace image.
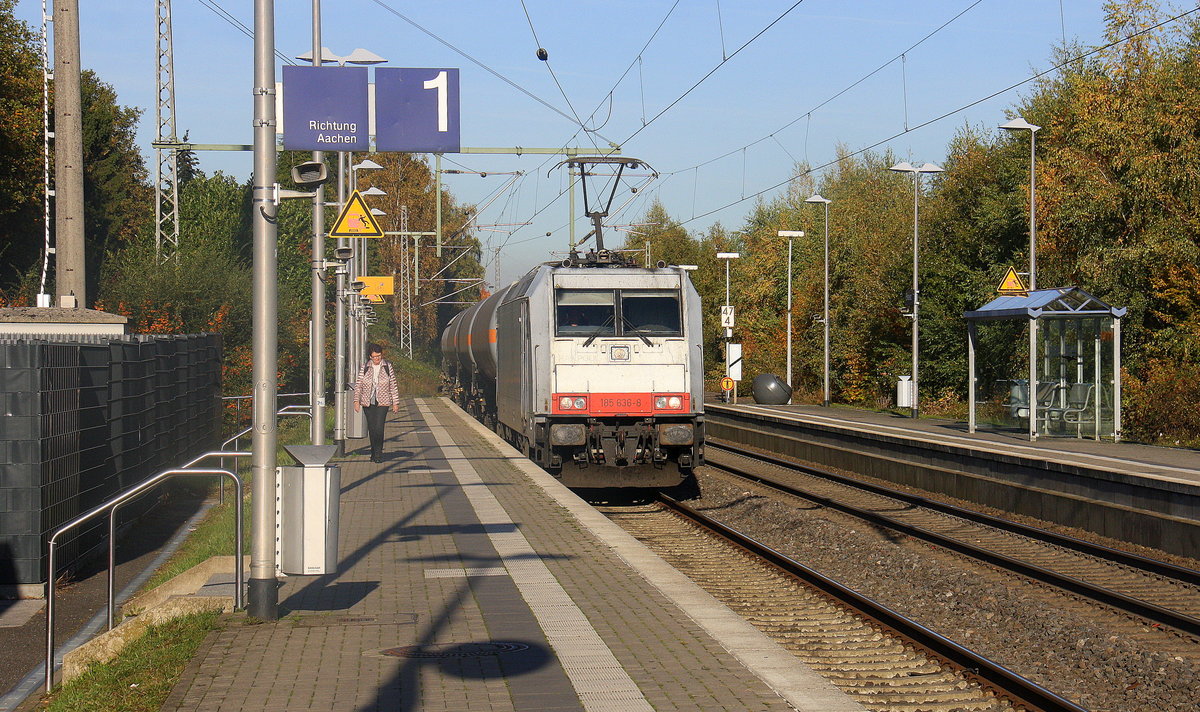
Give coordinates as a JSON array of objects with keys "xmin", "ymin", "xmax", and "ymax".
[
  {"xmin": 889, "ymin": 161, "xmax": 943, "ymax": 418},
  {"xmin": 352, "ymin": 158, "xmax": 384, "ymax": 175},
  {"xmin": 332, "ymin": 156, "xmax": 385, "ymax": 454},
  {"xmin": 805, "ymin": 194, "xmax": 833, "ymax": 407},
  {"xmin": 1000, "ymin": 117, "xmax": 1040, "ymax": 291},
  {"xmin": 296, "ymin": 38, "xmax": 387, "ymax": 449},
  {"xmin": 776, "ymin": 231, "xmax": 804, "ymax": 395},
  {"xmin": 296, "ymin": 47, "xmax": 386, "ymax": 67},
  {"xmin": 348, "ymin": 160, "xmax": 384, "ymax": 403}
]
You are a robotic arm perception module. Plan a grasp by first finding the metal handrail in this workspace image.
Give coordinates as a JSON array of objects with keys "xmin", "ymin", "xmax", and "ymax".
[
  {"xmin": 223, "ymin": 404, "xmax": 313, "ymax": 452},
  {"xmin": 45, "ymin": 451, "xmax": 248, "ymax": 692},
  {"xmin": 278, "ymin": 404, "xmax": 313, "ymax": 420},
  {"xmin": 221, "ymin": 391, "xmax": 309, "ymax": 402},
  {"xmin": 222, "ymin": 391, "xmax": 310, "ymax": 433}
]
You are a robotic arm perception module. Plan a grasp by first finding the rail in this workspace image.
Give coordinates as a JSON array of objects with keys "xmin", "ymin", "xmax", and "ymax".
[
  {"xmin": 710, "ymin": 440, "xmax": 1200, "ymax": 586},
  {"xmin": 44, "ymin": 450, "xmax": 248, "ymax": 692},
  {"xmin": 707, "ymin": 441, "xmax": 1200, "ymax": 637},
  {"xmin": 657, "ymin": 493, "xmax": 1090, "ymax": 712}
]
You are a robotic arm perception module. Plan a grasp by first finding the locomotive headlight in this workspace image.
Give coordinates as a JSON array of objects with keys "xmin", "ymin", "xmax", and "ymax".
[
  {"xmin": 668, "ymin": 396, "xmax": 682, "ymax": 409},
  {"xmin": 558, "ymin": 396, "xmax": 588, "ymax": 410},
  {"xmin": 654, "ymin": 395, "xmax": 684, "ymax": 410}
]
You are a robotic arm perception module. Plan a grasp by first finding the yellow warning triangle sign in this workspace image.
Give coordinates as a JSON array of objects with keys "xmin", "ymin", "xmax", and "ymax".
[
  {"xmin": 996, "ymin": 266, "xmax": 1028, "ymax": 294},
  {"xmin": 330, "ymin": 190, "xmax": 384, "ymax": 238}
]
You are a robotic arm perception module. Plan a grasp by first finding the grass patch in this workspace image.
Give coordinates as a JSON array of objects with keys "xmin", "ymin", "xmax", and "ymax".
[
  {"xmin": 391, "ymin": 355, "xmax": 442, "ymax": 397},
  {"xmin": 43, "ymin": 610, "xmax": 223, "ymax": 712}
]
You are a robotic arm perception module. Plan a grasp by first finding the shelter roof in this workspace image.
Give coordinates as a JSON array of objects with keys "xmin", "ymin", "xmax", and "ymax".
[{"xmin": 963, "ymin": 287, "xmax": 1127, "ymax": 321}]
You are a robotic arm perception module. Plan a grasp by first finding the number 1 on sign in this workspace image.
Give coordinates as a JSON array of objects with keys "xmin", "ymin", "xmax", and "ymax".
[{"xmin": 423, "ymin": 71, "xmax": 448, "ymax": 132}]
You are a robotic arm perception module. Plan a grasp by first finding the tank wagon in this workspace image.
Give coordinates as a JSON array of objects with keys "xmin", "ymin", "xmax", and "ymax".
[{"xmin": 442, "ymin": 254, "xmax": 704, "ymax": 487}]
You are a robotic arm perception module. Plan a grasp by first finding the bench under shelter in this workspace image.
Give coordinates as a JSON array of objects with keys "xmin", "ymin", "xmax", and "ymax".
[{"xmin": 964, "ymin": 287, "xmax": 1125, "ymax": 441}]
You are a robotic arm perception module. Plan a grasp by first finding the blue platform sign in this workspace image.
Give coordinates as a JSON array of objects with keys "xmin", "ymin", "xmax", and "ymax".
[
  {"xmin": 282, "ymin": 66, "xmax": 369, "ymax": 151},
  {"xmin": 375, "ymin": 68, "xmax": 460, "ymax": 153}
]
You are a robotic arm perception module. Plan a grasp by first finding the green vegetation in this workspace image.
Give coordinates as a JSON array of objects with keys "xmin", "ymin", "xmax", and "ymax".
[
  {"xmin": 392, "ymin": 353, "xmax": 443, "ymax": 397},
  {"xmin": 44, "ymin": 610, "xmax": 222, "ymax": 712},
  {"xmin": 627, "ymin": 0, "xmax": 1200, "ymax": 445},
  {"xmin": 2, "ymin": 1, "xmax": 1196, "ymax": 444},
  {"xmin": 0, "ymin": 2, "xmax": 483, "ymax": 396}
]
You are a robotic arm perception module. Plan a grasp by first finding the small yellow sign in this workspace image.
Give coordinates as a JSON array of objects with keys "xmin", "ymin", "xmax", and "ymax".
[
  {"xmin": 996, "ymin": 266, "xmax": 1028, "ymax": 294},
  {"xmin": 720, "ymin": 376, "xmax": 735, "ymax": 392},
  {"xmin": 358, "ymin": 276, "xmax": 394, "ymax": 295},
  {"xmin": 364, "ymin": 294, "xmax": 385, "ymax": 304},
  {"xmin": 330, "ymin": 190, "xmax": 384, "ymax": 238}
]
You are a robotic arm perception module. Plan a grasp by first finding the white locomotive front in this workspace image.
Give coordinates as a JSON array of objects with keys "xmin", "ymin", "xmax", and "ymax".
[{"xmin": 443, "ymin": 258, "xmax": 705, "ymax": 487}]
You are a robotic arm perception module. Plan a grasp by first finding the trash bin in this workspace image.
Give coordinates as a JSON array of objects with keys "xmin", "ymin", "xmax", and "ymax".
[
  {"xmin": 277, "ymin": 444, "xmax": 341, "ymax": 575},
  {"xmin": 896, "ymin": 376, "xmax": 912, "ymax": 409}
]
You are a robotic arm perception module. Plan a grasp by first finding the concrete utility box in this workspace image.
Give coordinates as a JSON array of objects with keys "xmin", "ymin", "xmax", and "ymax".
[{"xmin": 277, "ymin": 444, "xmax": 341, "ymax": 575}]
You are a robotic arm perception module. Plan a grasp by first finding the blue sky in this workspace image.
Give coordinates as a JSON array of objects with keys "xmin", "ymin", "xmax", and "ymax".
[{"xmin": 16, "ymin": 1, "xmax": 1111, "ymax": 285}]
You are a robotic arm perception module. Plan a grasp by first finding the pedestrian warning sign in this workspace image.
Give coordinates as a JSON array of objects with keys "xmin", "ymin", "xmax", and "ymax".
[
  {"xmin": 996, "ymin": 266, "xmax": 1028, "ymax": 294},
  {"xmin": 330, "ymin": 190, "xmax": 384, "ymax": 238}
]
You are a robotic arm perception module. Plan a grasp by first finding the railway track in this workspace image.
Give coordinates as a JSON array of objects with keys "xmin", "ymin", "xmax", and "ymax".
[
  {"xmin": 601, "ymin": 499, "xmax": 1084, "ymax": 712},
  {"xmin": 705, "ymin": 440, "xmax": 1200, "ymax": 641}
]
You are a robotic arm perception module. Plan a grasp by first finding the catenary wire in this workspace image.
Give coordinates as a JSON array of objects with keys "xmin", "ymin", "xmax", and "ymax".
[
  {"xmin": 620, "ymin": 0, "xmax": 809, "ymax": 145},
  {"xmin": 676, "ymin": 5, "xmax": 1200, "ymax": 228},
  {"xmin": 661, "ymin": 0, "xmax": 984, "ymax": 177},
  {"xmin": 192, "ymin": 0, "xmax": 296, "ymax": 65},
  {"xmin": 367, "ymin": 0, "xmax": 618, "ymax": 145},
  {"xmin": 518, "ymin": 0, "xmax": 600, "ymax": 150}
]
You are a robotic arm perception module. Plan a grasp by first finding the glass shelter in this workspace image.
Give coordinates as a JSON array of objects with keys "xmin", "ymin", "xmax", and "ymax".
[{"xmin": 964, "ymin": 288, "xmax": 1125, "ymax": 441}]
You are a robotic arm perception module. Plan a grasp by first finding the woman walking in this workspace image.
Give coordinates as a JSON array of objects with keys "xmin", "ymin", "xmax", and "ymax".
[{"xmin": 353, "ymin": 343, "xmax": 400, "ymax": 462}]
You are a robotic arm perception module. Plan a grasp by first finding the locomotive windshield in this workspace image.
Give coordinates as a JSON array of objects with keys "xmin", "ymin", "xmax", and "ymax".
[
  {"xmin": 621, "ymin": 291, "xmax": 682, "ymax": 335},
  {"xmin": 556, "ymin": 289, "xmax": 682, "ymax": 337},
  {"xmin": 556, "ymin": 290, "xmax": 616, "ymax": 335}
]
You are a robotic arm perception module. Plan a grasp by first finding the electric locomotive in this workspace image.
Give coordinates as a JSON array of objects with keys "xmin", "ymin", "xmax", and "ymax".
[{"xmin": 442, "ymin": 250, "xmax": 705, "ymax": 487}]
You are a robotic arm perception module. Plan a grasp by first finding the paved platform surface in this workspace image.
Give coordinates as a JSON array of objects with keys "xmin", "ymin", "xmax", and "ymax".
[
  {"xmin": 161, "ymin": 398, "xmax": 863, "ymax": 712},
  {"xmin": 712, "ymin": 401, "xmax": 1200, "ymax": 487}
]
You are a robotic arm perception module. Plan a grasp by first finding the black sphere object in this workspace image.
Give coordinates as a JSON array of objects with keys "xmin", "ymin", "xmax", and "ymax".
[
  {"xmin": 752, "ymin": 374, "xmax": 793, "ymax": 405},
  {"xmin": 536, "ymin": 48, "xmax": 549, "ymax": 61}
]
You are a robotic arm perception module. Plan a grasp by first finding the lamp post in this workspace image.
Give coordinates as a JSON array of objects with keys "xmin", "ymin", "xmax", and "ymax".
[
  {"xmin": 332, "ymin": 157, "xmax": 384, "ymax": 454},
  {"xmin": 1000, "ymin": 117, "xmax": 1040, "ymax": 291},
  {"xmin": 295, "ymin": 46, "xmax": 385, "ymax": 455},
  {"xmin": 805, "ymin": 194, "xmax": 833, "ymax": 407},
  {"xmin": 249, "ymin": 0, "xmax": 279, "ymax": 622},
  {"xmin": 776, "ymin": 231, "xmax": 804, "ymax": 395},
  {"xmin": 888, "ymin": 162, "xmax": 943, "ymax": 419},
  {"xmin": 307, "ymin": 0, "xmax": 325, "ymax": 446},
  {"xmin": 349, "ymin": 161, "xmax": 384, "ymax": 371}
]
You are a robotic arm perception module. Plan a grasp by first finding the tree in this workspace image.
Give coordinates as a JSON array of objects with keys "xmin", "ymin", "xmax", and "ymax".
[
  {"xmin": 0, "ymin": 1, "xmax": 45, "ymax": 296},
  {"xmin": 80, "ymin": 70, "xmax": 152, "ymax": 301},
  {"xmin": 1014, "ymin": 0, "xmax": 1200, "ymax": 440}
]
